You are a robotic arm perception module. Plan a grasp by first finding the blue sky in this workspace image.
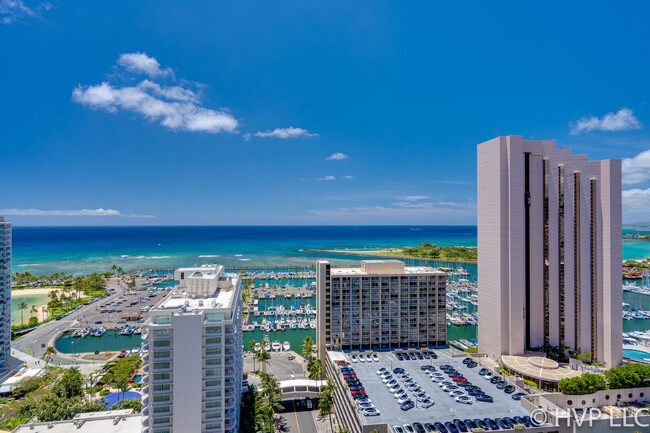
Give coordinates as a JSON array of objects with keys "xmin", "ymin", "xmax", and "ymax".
[{"xmin": 3, "ymin": 1, "xmax": 650, "ymax": 226}]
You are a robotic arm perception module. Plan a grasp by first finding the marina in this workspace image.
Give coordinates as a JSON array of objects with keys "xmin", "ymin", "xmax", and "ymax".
[{"xmin": 55, "ymin": 329, "xmax": 143, "ymax": 354}]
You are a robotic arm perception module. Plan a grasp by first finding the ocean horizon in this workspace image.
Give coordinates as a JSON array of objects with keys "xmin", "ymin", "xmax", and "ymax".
[{"xmin": 9, "ymin": 225, "xmax": 650, "ymax": 276}]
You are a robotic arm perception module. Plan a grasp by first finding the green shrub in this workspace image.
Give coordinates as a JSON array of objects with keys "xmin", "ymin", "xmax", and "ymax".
[{"xmin": 99, "ymin": 389, "xmax": 110, "ymax": 396}]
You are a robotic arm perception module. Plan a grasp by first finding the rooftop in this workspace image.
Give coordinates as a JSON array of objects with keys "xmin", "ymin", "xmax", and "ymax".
[
  {"xmin": 330, "ymin": 260, "xmax": 446, "ymax": 276},
  {"xmin": 501, "ymin": 355, "xmax": 583, "ymax": 382},
  {"xmin": 332, "ymin": 349, "xmax": 530, "ymax": 427},
  {"xmin": 11, "ymin": 411, "xmax": 142, "ymax": 433}
]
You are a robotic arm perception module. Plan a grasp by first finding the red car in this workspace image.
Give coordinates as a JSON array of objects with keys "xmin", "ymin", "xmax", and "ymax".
[
  {"xmin": 350, "ymin": 390, "xmax": 366, "ymax": 395},
  {"xmin": 117, "ymin": 353, "xmax": 125, "ymax": 358},
  {"xmin": 452, "ymin": 376, "xmax": 468, "ymax": 382},
  {"xmin": 337, "ymin": 361, "xmax": 350, "ymax": 366},
  {"xmin": 343, "ymin": 375, "xmax": 357, "ymax": 379}
]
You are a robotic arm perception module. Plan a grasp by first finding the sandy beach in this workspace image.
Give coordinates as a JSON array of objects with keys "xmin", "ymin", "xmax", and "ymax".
[{"xmin": 11, "ymin": 287, "xmax": 63, "ymax": 322}]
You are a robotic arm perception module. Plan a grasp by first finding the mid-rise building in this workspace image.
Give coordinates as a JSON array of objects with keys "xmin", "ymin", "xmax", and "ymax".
[
  {"xmin": 0, "ymin": 217, "xmax": 11, "ymax": 375},
  {"xmin": 316, "ymin": 260, "xmax": 447, "ymax": 354},
  {"xmin": 477, "ymin": 136, "xmax": 622, "ymax": 368},
  {"xmin": 141, "ymin": 264, "xmax": 243, "ymax": 433}
]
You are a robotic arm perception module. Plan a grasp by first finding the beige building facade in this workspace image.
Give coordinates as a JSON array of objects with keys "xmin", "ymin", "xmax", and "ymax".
[{"xmin": 477, "ymin": 136, "xmax": 622, "ymax": 368}]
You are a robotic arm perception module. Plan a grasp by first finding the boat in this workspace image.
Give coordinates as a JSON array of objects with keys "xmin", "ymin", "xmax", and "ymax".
[
  {"xmin": 254, "ymin": 343, "xmax": 261, "ymax": 352},
  {"xmin": 120, "ymin": 327, "xmax": 134, "ymax": 336},
  {"xmin": 283, "ymin": 341, "xmax": 290, "ymax": 351},
  {"xmin": 91, "ymin": 327, "xmax": 106, "ymax": 337},
  {"xmin": 134, "ymin": 328, "xmax": 142, "ymax": 335},
  {"xmin": 272, "ymin": 340, "xmax": 281, "ymax": 352},
  {"xmin": 71, "ymin": 329, "xmax": 82, "ymax": 338},
  {"xmin": 278, "ymin": 324, "xmax": 285, "ymax": 331}
]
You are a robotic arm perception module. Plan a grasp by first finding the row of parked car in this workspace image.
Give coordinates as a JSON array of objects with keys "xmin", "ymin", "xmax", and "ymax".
[
  {"xmin": 477, "ymin": 367, "xmax": 526, "ymax": 400},
  {"xmin": 350, "ymin": 353, "xmax": 380, "ymax": 363},
  {"xmin": 427, "ymin": 364, "xmax": 489, "ymax": 404},
  {"xmin": 395, "ymin": 350, "xmax": 438, "ymax": 361},
  {"xmin": 393, "ymin": 414, "xmax": 539, "ymax": 433},
  {"xmin": 337, "ymin": 361, "xmax": 380, "ymax": 417},
  {"xmin": 378, "ymin": 367, "xmax": 435, "ymax": 411}
]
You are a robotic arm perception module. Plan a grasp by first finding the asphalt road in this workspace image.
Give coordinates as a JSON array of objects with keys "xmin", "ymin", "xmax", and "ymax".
[
  {"xmin": 280, "ymin": 401, "xmax": 319, "ymax": 433},
  {"xmin": 244, "ymin": 351, "xmax": 306, "ymax": 380},
  {"xmin": 13, "ymin": 276, "xmax": 165, "ymax": 361}
]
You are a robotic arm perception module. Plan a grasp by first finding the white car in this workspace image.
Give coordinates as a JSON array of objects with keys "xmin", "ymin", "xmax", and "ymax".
[
  {"xmin": 358, "ymin": 355, "xmax": 365, "ymax": 363},
  {"xmin": 350, "ymin": 355, "xmax": 358, "ymax": 363},
  {"xmin": 365, "ymin": 354, "xmax": 373, "ymax": 362},
  {"xmin": 397, "ymin": 395, "xmax": 410, "ymax": 404},
  {"xmin": 357, "ymin": 403, "xmax": 375, "ymax": 411},
  {"xmin": 416, "ymin": 394, "xmax": 430, "ymax": 402},
  {"xmin": 362, "ymin": 408, "xmax": 381, "ymax": 416},
  {"xmin": 394, "ymin": 389, "xmax": 407, "ymax": 398},
  {"xmin": 372, "ymin": 354, "xmax": 380, "ymax": 362},
  {"xmin": 485, "ymin": 372, "xmax": 494, "ymax": 379},
  {"xmin": 382, "ymin": 375, "xmax": 394, "ymax": 383},
  {"xmin": 449, "ymin": 390, "xmax": 465, "ymax": 397},
  {"xmin": 421, "ymin": 399, "xmax": 435, "ymax": 408},
  {"xmin": 455, "ymin": 396, "xmax": 473, "ymax": 405},
  {"xmin": 377, "ymin": 367, "xmax": 387, "ymax": 375}
]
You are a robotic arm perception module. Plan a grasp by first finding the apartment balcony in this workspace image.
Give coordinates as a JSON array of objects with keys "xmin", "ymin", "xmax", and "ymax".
[
  {"xmin": 142, "ymin": 353, "xmax": 150, "ymax": 363},
  {"xmin": 141, "ymin": 374, "xmax": 149, "ymax": 383},
  {"xmin": 141, "ymin": 343, "xmax": 149, "ymax": 351},
  {"xmin": 143, "ymin": 396, "xmax": 149, "ymax": 406},
  {"xmin": 142, "ymin": 407, "xmax": 149, "ymax": 417},
  {"xmin": 141, "ymin": 385, "xmax": 149, "ymax": 394},
  {"xmin": 141, "ymin": 417, "xmax": 149, "ymax": 427},
  {"xmin": 224, "ymin": 398, "xmax": 236, "ymax": 409},
  {"xmin": 142, "ymin": 363, "xmax": 149, "ymax": 373}
]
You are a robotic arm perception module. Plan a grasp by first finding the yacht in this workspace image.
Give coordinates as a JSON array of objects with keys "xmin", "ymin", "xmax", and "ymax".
[
  {"xmin": 272, "ymin": 340, "xmax": 281, "ymax": 352},
  {"xmin": 283, "ymin": 341, "xmax": 290, "ymax": 351}
]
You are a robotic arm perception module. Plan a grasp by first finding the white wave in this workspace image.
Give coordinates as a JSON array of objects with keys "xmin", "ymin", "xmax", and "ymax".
[
  {"xmin": 149, "ymin": 256, "xmax": 170, "ymax": 259},
  {"xmin": 15, "ymin": 263, "xmax": 43, "ymax": 267},
  {"xmin": 121, "ymin": 255, "xmax": 130, "ymax": 258},
  {"xmin": 199, "ymin": 255, "xmax": 220, "ymax": 258},
  {"xmin": 234, "ymin": 254, "xmax": 243, "ymax": 257},
  {"xmin": 239, "ymin": 258, "xmax": 251, "ymax": 261}
]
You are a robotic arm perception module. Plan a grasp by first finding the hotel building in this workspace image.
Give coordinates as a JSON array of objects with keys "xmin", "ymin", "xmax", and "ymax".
[
  {"xmin": 477, "ymin": 136, "xmax": 622, "ymax": 368},
  {"xmin": 316, "ymin": 260, "xmax": 447, "ymax": 355},
  {"xmin": 0, "ymin": 217, "xmax": 10, "ymax": 375},
  {"xmin": 141, "ymin": 264, "xmax": 243, "ymax": 433}
]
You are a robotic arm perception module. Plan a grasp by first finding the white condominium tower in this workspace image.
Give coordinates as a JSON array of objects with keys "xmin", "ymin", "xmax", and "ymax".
[
  {"xmin": 317, "ymin": 260, "xmax": 447, "ymax": 354},
  {"xmin": 0, "ymin": 217, "xmax": 11, "ymax": 375},
  {"xmin": 142, "ymin": 264, "xmax": 243, "ymax": 433},
  {"xmin": 477, "ymin": 136, "xmax": 622, "ymax": 368}
]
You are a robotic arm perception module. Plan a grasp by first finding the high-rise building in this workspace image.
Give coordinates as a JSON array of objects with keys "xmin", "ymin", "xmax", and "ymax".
[
  {"xmin": 0, "ymin": 217, "xmax": 11, "ymax": 375},
  {"xmin": 316, "ymin": 260, "xmax": 447, "ymax": 354},
  {"xmin": 141, "ymin": 264, "xmax": 243, "ymax": 433},
  {"xmin": 477, "ymin": 136, "xmax": 622, "ymax": 368}
]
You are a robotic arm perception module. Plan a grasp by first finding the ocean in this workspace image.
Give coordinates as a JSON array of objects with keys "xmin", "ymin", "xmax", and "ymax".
[
  {"xmin": 11, "ymin": 225, "xmax": 478, "ymax": 276},
  {"xmin": 11, "ymin": 225, "xmax": 650, "ymax": 347}
]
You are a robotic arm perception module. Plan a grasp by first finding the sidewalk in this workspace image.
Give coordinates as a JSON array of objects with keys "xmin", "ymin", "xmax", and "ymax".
[{"xmin": 11, "ymin": 348, "xmax": 104, "ymax": 375}]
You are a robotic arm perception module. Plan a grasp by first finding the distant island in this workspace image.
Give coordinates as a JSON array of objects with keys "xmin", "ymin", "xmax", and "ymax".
[
  {"xmin": 623, "ymin": 232, "xmax": 650, "ymax": 240},
  {"xmin": 304, "ymin": 242, "xmax": 478, "ymax": 264}
]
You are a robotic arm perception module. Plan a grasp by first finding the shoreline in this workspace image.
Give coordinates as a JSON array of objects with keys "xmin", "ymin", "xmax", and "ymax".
[
  {"xmin": 301, "ymin": 248, "xmax": 478, "ymax": 265},
  {"xmin": 11, "ymin": 287, "xmax": 61, "ymax": 322}
]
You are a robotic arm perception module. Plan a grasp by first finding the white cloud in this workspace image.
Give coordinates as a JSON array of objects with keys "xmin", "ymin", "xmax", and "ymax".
[
  {"xmin": 72, "ymin": 54, "xmax": 238, "ymax": 134},
  {"xmin": 342, "ymin": 175, "xmax": 354, "ymax": 179},
  {"xmin": 400, "ymin": 195, "xmax": 428, "ymax": 201},
  {"xmin": 623, "ymin": 189, "xmax": 650, "ymax": 210},
  {"xmin": 318, "ymin": 175, "xmax": 336, "ymax": 181},
  {"xmin": 254, "ymin": 127, "xmax": 318, "ymax": 139},
  {"xmin": 570, "ymin": 108, "xmax": 642, "ymax": 135},
  {"xmin": 326, "ymin": 152, "xmax": 348, "ymax": 161},
  {"xmin": 117, "ymin": 53, "xmax": 173, "ymax": 78},
  {"xmin": 0, "ymin": 208, "xmax": 154, "ymax": 218},
  {"xmin": 623, "ymin": 149, "xmax": 650, "ymax": 185},
  {"xmin": 1, "ymin": 0, "xmax": 50, "ymax": 24}
]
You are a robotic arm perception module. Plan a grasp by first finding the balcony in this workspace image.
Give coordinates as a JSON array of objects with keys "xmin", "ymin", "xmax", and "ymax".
[
  {"xmin": 142, "ymin": 364, "xmax": 149, "ymax": 373},
  {"xmin": 143, "ymin": 396, "xmax": 149, "ymax": 406},
  {"xmin": 142, "ymin": 385, "xmax": 149, "ymax": 394}
]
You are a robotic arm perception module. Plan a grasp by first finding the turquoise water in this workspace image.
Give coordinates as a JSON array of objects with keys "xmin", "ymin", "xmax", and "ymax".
[
  {"xmin": 623, "ymin": 349, "xmax": 650, "ymax": 359},
  {"xmin": 55, "ymin": 331, "xmax": 142, "ymax": 354},
  {"xmin": 12, "ymin": 226, "xmax": 478, "ymax": 276},
  {"xmin": 10, "ymin": 293, "xmax": 49, "ymax": 325}
]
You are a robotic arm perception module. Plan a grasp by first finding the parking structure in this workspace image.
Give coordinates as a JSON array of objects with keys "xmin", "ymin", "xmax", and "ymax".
[{"xmin": 338, "ymin": 349, "xmax": 536, "ymax": 432}]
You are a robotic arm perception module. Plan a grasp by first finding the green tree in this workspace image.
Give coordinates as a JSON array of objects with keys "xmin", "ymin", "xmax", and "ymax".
[
  {"xmin": 307, "ymin": 359, "xmax": 322, "ymax": 380},
  {"xmin": 320, "ymin": 378, "xmax": 337, "ymax": 433},
  {"xmin": 30, "ymin": 304, "xmax": 38, "ymax": 320},
  {"xmin": 54, "ymin": 367, "xmax": 84, "ymax": 399},
  {"xmin": 259, "ymin": 375, "xmax": 283, "ymax": 433},
  {"xmin": 256, "ymin": 348, "xmax": 271, "ymax": 374},
  {"xmin": 110, "ymin": 398, "xmax": 142, "ymax": 412},
  {"xmin": 240, "ymin": 386, "xmax": 260, "ymax": 433},
  {"xmin": 43, "ymin": 346, "xmax": 56, "ymax": 366},
  {"xmin": 302, "ymin": 336, "xmax": 314, "ymax": 361},
  {"xmin": 17, "ymin": 301, "xmax": 28, "ymax": 325},
  {"xmin": 248, "ymin": 340, "xmax": 258, "ymax": 371}
]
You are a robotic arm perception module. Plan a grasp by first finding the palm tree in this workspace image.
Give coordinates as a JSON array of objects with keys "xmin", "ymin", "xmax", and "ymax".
[
  {"xmin": 256, "ymin": 348, "xmax": 271, "ymax": 374},
  {"xmin": 302, "ymin": 335, "xmax": 314, "ymax": 361},
  {"xmin": 320, "ymin": 378, "xmax": 337, "ymax": 433},
  {"xmin": 260, "ymin": 375, "xmax": 284, "ymax": 432},
  {"xmin": 248, "ymin": 340, "xmax": 258, "ymax": 370},
  {"xmin": 43, "ymin": 346, "xmax": 56, "ymax": 366},
  {"xmin": 30, "ymin": 304, "xmax": 38, "ymax": 321},
  {"xmin": 17, "ymin": 301, "xmax": 28, "ymax": 325}
]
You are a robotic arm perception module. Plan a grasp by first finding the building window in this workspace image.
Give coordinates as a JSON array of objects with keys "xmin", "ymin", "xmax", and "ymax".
[
  {"xmin": 153, "ymin": 362, "xmax": 171, "ymax": 369},
  {"xmin": 153, "ymin": 329, "xmax": 171, "ymax": 336},
  {"xmin": 206, "ymin": 423, "xmax": 222, "ymax": 430},
  {"xmin": 205, "ymin": 327, "xmax": 222, "ymax": 334},
  {"xmin": 574, "ymin": 172, "xmax": 581, "ymax": 352},
  {"xmin": 153, "ymin": 395, "xmax": 171, "ymax": 402},
  {"xmin": 153, "ymin": 406, "xmax": 170, "ymax": 413},
  {"xmin": 153, "ymin": 384, "xmax": 170, "ymax": 391},
  {"xmin": 206, "ymin": 358, "xmax": 221, "ymax": 365},
  {"xmin": 206, "ymin": 391, "xmax": 222, "ymax": 398},
  {"xmin": 153, "ymin": 373, "xmax": 170, "ymax": 380},
  {"xmin": 153, "ymin": 351, "xmax": 171, "ymax": 359},
  {"xmin": 205, "ymin": 313, "xmax": 224, "ymax": 322},
  {"xmin": 206, "ymin": 348, "xmax": 221, "ymax": 355},
  {"xmin": 206, "ymin": 401, "xmax": 221, "ymax": 408},
  {"xmin": 154, "ymin": 315, "xmax": 171, "ymax": 325},
  {"xmin": 205, "ymin": 380, "xmax": 221, "ymax": 387},
  {"xmin": 153, "ymin": 340, "xmax": 171, "ymax": 347},
  {"xmin": 153, "ymin": 417, "xmax": 171, "ymax": 425},
  {"xmin": 206, "ymin": 337, "xmax": 222, "ymax": 345},
  {"xmin": 206, "ymin": 412, "xmax": 221, "ymax": 419}
]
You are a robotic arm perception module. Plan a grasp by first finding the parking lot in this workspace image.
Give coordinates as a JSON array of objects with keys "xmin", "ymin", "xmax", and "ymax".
[{"xmin": 341, "ymin": 350, "xmax": 532, "ymax": 431}]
